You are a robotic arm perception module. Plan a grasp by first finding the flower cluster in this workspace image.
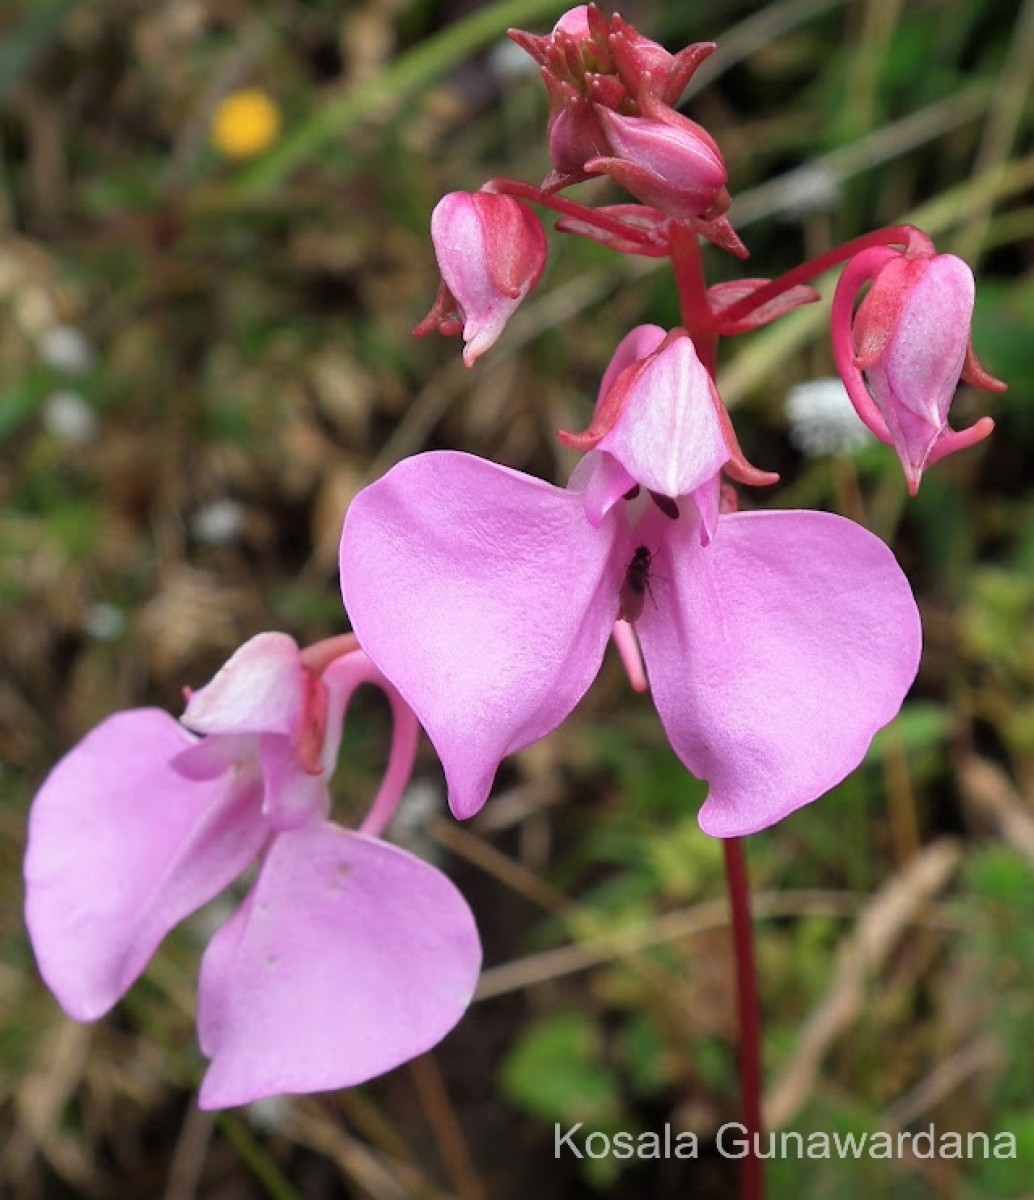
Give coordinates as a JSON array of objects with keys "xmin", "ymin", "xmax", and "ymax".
[
  {"xmin": 345, "ymin": 3, "xmax": 1005, "ymax": 840},
  {"xmin": 23, "ymin": 3, "xmax": 1003, "ymax": 1120},
  {"xmin": 509, "ymin": 4, "xmax": 724, "ymax": 202}
]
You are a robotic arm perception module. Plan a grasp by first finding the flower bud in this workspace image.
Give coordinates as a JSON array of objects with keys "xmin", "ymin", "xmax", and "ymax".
[
  {"xmin": 607, "ymin": 15, "xmax": 715, "ymax": 108},
  {"xmin": 587, "ymin": 98, "xmax": 729, "ymax": 224},
  {"xmin": 414, "ymin": 192, "xmax": 547, "ymax": 366},
  {"xmin": 543, "ymin": 78, "xmax": 611, "ymax": 179},
  {"xmin": 831, "ymin": 246, "xmax": 1003, "ymax": 493}
]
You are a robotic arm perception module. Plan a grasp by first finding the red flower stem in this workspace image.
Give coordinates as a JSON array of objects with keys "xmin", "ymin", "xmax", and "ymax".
[
  {"xmin": 723, "ymin": 835, "xmax": 764, "ymax": 1200},
  {"xmin": 716, "ymin": 224, "xmax": 924, "ymax": 328},
  {"xmin": 483, "ymin": 177, "xmax": 666, "ymax": 252},
  {"xmin": 669, "ymin": 222, "xmax": 718, "ymax": 374}
]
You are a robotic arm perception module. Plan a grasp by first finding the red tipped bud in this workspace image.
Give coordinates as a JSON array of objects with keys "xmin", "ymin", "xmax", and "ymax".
[{"xmin": 414, "ymin": 192, "xmax": 547, "ymax": 367}]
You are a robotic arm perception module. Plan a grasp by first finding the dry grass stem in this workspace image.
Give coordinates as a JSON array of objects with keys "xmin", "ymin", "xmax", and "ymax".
[{"xmin": 764, "ymin": 840, "xmax": 963, "ymax": 1129}]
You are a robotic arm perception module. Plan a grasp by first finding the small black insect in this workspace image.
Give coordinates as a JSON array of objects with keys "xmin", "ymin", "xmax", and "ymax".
[{"xmin": 618, "ymin": 544, "xmax": 656, "ymax": 623}]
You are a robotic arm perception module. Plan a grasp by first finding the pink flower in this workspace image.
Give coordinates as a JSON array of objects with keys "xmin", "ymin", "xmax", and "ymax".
[
  {"xmin": 831, "ymin": 245, "xmax": 1004, "ymax": 493},
  {"xmin": 340, "ymin": 330, "xmax": 921, "ymax": 837},
  {"xmin": 414, "ymin": 191, "xmax": 547, "ymax": 366},
  {"xmin": 23, "ymin": 633, "xmax": 481, "ymax": 1109}
]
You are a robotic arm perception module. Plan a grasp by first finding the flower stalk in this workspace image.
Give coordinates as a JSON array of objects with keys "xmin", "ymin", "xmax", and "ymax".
[{"xmin": 724, "ymin": 836, "xmax": 764, "ymax": 1200}]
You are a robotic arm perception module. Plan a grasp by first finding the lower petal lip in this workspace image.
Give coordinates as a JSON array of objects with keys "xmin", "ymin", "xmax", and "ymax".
[
  {"xmin": 638, "ymin": 508, "xmax": 921, "ymax": 836},
  {"xmin": 340, "ymin": 450, "xmax": 626, "ymax": 820}
]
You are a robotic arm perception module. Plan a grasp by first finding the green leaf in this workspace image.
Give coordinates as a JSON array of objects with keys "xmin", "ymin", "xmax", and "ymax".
[{"xmin": 499, "ymin": 1010, "xmax": 622, "ymax": 1127}]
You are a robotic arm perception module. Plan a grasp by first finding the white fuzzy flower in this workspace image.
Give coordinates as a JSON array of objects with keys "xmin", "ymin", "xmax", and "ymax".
[
  {"xmin": 785, "ymin": 377, "xmax": 874, "ymax": 457},
  {"xmin": 191, "ymin": 498, "xmax": 246, "ymax": 545},
  {"xmin": 42, "ymin": 390, "xmax": 98, "ymax": 445},
  {"xmin": 83, "ymin": 603, "xmax": 125, "ymax": 641},
  {"xmin": 39, "ymin": 324, "xmax": 95, "ymax": 375}
]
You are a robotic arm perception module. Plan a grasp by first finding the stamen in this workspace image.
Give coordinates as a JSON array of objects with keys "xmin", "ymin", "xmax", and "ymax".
[{"xmin": 650, "ymin": 491, "xmax": 680, "ymax": 519}]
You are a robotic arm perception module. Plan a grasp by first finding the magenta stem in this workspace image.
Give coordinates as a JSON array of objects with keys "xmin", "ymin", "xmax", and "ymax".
[
  {"xmin": 484, "ymin": 177, "xmax": 667, "ymax": 253},
  {"xmin": 667, "ymin": 221, "xmax": 780, "ymax": 487},
  {"xmin": 319, "ymin": 648, "xmax": 420, "ymax": 839},
  {"xmin": 669, "ymin": 222, "xmax": 718, "ymax": 373},
  {"xmin": 723, "ymin": 836, "xmax": 764, "ymax": 1200},
  {"xmin": 716, "ymin": 224, "xmax": 923, "ymax": 328}
]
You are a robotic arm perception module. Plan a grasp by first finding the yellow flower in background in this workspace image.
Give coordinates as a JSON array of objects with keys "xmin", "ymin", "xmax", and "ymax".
[{"xmin": 210, "ymin": 89, "xmax": 281, "ymax": 160}]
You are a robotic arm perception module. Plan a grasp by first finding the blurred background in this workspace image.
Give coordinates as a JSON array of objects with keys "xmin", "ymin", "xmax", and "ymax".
[{"xmin": 1, "ymin": 0, "xmax": 1032, "ymax": 1196}]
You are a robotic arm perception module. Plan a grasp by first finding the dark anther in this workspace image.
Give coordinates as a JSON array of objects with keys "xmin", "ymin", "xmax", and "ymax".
[{"xmin": 650, "ymin": 491, "xmax": 680, "ymax": 519}]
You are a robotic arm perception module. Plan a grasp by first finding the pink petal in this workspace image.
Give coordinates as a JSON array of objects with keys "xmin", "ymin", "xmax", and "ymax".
[
  {"xmin": 866, "ymin": 256, "xmax": 973, "ymax": 425},
  {"xmin": 183, "ymin": 632, "xmax": 305, "ymax": 739},
  {"xmin": 172, "ymin": 733, "xmax": 257, "ymax": 781},
  {"xmin": 258, "ymin": 736, "xmax": 329, "ymax": 830},
  {"xmin": 196, "ymin": 823, "xmax": 481, "ymax": 1108},
  {"xmin": 567, "ymin": 449, "xmax": 637, "ymax": 528},
  {"xmin": 340, "ymin": 451, "xmax": 626, "ymax": 818},
  {"xmin": 24, "ymin": 710, "xmax": 267, "ymax": 1020},
  {"xmin": 637, "ymin": 511, "xmax": 921, "ymax": 836},
  {"xmin": 596, "ymin": 324, "xmax": 667, "ymax": 402},
  {"xmin": 553, "ymin": 5, "xmax": 591, "ymax": 37},
  {"xmin": 598, "ymin": 331, "xmax": 729, "ymax": 500},
  {"xmin": 557, "ymin": 326, "xmax": 668, "ymax": 452}
]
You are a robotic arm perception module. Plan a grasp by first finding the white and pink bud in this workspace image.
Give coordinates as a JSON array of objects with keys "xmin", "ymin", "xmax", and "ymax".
[
  {"xmin": 586, "ymin": 97, "xmax": 729, "ymax": 224},
  {"xmin": 831, "ymin": 245, "xmax": 1004, "ymax": 493},
  {"xmin": 414, "ymin": 191, "xmax": 547, "ymax": 367},
  {"xmin": 560, "ymin": 324, "xmax": 778, "ymax": 509}
]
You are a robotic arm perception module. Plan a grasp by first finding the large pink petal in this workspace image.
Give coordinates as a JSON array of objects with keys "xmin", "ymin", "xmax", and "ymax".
[
  {"xmin": 196, "ymin": 823, "xmax": 481, "ymax": 1108},
  {"xmin": 24, "ymin": 710, "xmax": 267, "ymax": 1020},
  {"xmin": 340, "ymin": 451, "xmax": 626, "ymax": 818},
  {"xmin": 637, "ymin": 511, "xmax": 921, "ymax": 836}
]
